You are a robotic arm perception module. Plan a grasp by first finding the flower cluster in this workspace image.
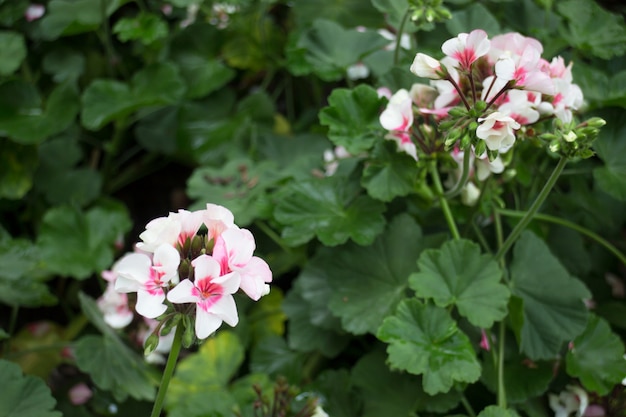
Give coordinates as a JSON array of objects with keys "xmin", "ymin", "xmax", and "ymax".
[
  {"xmin": 97, "ymin": 204, "xmax": 272, "ymax": 346},
  {"xmin": 380, "ymin": 29, "xmax": 584, "ymax": 159}
]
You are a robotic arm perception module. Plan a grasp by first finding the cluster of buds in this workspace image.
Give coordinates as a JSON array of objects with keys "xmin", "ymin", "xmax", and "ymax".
[
  {"xmin": 379, "ymin": 29, "xmax": 601, "ymax": 204},
  {"xmin": 97, "ymin": 204, "xmax": 272, "ymax": 354}
]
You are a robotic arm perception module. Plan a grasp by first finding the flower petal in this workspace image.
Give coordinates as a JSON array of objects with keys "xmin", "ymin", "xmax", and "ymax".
[{"xmin": 195, "ymin": 309, "xmax": 223, "ymax": 339}]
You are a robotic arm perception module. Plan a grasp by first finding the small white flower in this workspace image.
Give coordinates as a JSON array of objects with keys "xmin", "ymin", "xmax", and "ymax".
[{"xmin": 476, "ymin": 112, "xmax": 521, "ymax": 152}]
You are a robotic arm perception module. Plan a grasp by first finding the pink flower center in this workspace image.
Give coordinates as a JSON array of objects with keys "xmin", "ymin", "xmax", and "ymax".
[
  {"xmin": 146, "ymin": 267, "xmax": 166, "ymax": 295},
  {"xmin": 454, "ymin": 48, "xmax": 476, "ymax": 70},
  {"xmin": 193, "ymin": 280, "xmax": 224, "ymax": 311}
]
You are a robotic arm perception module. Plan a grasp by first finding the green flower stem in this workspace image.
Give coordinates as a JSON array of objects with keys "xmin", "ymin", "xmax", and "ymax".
[
  {"xmin": 460, "ymin": 392, "xmax": 477, "ymax": 417},
  {"xmin": 495, "ymin": 156, "xmax": 568, "ymax": 261},
  {"xmin": 444, "ymin": 147, "xmax": 471, "ymax": 199},
  {"xmin": 497, "ymin": 209, "xmax": 626, "ymax": 266},
  {"xmin": 497, "ymin": 320, "xmax": 507, "ymax": 409},
  {"xmin": 150, "ymin": 324, "xmax": 184, "ymax": 417},
  {"xmin": 430, "ymin": 161, "xmax": 460, "ymax": 240},
  {"xmin": 394, "ymin": 8, "xmax": 411, "ymax": 65}
]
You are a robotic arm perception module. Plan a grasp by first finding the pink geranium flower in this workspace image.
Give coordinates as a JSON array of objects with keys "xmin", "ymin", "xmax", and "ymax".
[
  {"xmin": 379, "ymin": 89, "xmax": 418, "ymax": 160},
  {"xmin": 167, "ymin": 255, "xmax": 240, "ymax": 339},
  {"xmin": 476, "ymin": 112, "xmax": 521, "ymax": 152},
  {"xmin": 441, "ymin": 29, "xmax": 491, "ymax": 71},
  {"xmin": 213, "ymin": 228, "xmax": 272, "ymax": 301},
  {"xmin": 114, "ymin": 243, "xmax": 180, "ymax": 319}
]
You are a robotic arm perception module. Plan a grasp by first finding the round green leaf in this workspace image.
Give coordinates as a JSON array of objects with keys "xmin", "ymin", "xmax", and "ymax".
[
  {"xmin": 0, "ymin": 139, "xmax": 38, "ymax": 199},
  {"xmin": 377, "ymin": 299, "xmax": 481, "ymax": 395},
  {"xmin": 477, "ymin": 406, "xmax": 520, "ymax": 417},
  {"xmin": 274, "ymin": 177, "xmax": 386, "ymax": 247},
  {"xmin": 510, "ymin": 231, "xmax": 591, "ymax": 360},
  {"xmin": 325, "ymin": 214, "xmax": 428, "ymax": 335},
  {"xmin": 0, "ymin": 31, "xmax": 26, "ymax": 75},
  {"xmin": 42, "ymin": 48, "xmax": 85, "ymax": 82},
  {"xmin": 0, "ymin": 359, "xmax": 61, "ymax": 417},
  {"xmin": 362, "ymin": 140, "xmax": 421, "ymax": 202},
  {"xmin": 74, "ymin": 335, "xmax": 156, "ymax": 402},
  {"xmin": 112, "ymin": 12, "xmax": 168, "ymax": 45},
  {"xmin": 319, "ymin": 84, "xmax": 385, "ymax": 154},
  {"xmin": 566, "ymin": 314, "xmax": 626, "ymax": 395},
  {"xmin": 297, "ymin": 20, "xmax": 388, "ymax": 81},
  {"xmin": 37, "ymin": 202, "xmax": 132, "ymax": 279},
  {"xmin": 410, "ymin": 239, "xmax": 509, "ymax": 329}
]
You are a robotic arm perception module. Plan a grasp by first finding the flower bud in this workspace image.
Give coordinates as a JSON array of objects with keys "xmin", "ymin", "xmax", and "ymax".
[
  {"xmin": 144, "ymin": 332, "xmax": 160, "ymax": 356},
  {"xmin": 585, "ymin": 117, "xmax": 606, "ymax": 129},
  {"xmin": 160, "ymin": 314, "xmax": 181, "ymax": 337},
  {"xmin": 549, "ymin": 140, "xmax": 560, "ymax": 153},
  {"xmin": 182, "ymin": 315, "xmax": 196, "ymax": 347},
  {"xmin": 448, "ymin": 107, "xmax": 467, "ymax": 118},
  {"xmin": 190, "ymin": 235, "xmax": 204, "ymax": 258},
  {"xmin": 474, "ymin": 100, "xmax": 487, "ymax": 112},
  {"xmin": 564, "ymin": 131, "xmax": 577, "ymax": 143},
  {"xmin": 474, "ymin": 140, "xmax": 486, "ymax": 157},
  {"xmin": 460, "ymin": 134, "xmax": 471, "ymax": 149}
]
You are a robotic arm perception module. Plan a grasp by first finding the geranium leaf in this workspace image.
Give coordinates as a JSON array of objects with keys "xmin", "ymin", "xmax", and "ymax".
[
  {"xmin": 0, "ymin": 359, "xmax": 61, "ymax": 417},
  {"xmin": 352, "ymin": 349, "xmax": 461, "ymax": 417},
  {"xmin": 297, "ymin": 20, "xmax": 387, "ymax": 80},
  {"xmin": 372, "ymin": 0, "xmax": 417, "ymax": 33},
  {"xmin": 308, "ymin": 369, "xmax": 362, "ymax": 417},
  {"xmin": 556, "ymin": 0, "xmax": 626, "ymax": 59},
  {"xmin": 283, "ymin": 279, "xmax": 349, "ymax": 357},
  {"xmin": 446, "ymin": 3, "xmax": 500, "ymax": 37},
  {"xmin": 319, "ymin": 84, "xmax": 385, "ymax": 154},
  {"xmin": 39, "ymin": 0, "xmax": 125, "ymax": 40},
  {"xmin": 477, "ymin": 405, "xmax": 520, "ymax": 417},
  {"xmin": 377, "ymin": 299, "xmax": 481, "ymax": 395},
  {"xmin": 187, "ymin": 157, "xmax": 281, "ymax": 226},
  {"xmin": 274, "ymin": 177, "xmax": 386, "ymax": 247},
  {"xmin": 250, "ymin": 335, "xmax": 306, "ymax": 384},
  {"xmin": 74, "ymin": 335, "xmax": 156, "ymax": 402},
  {"xmin": 112, "ymin": 12, "xmax": 168, "ymax": 45},
  {"xmin": 0, "ymin": 237, "xmax": 55, "ymax": 307},
  {"xmin": 481, "ymin": 350, "xmax": 553, "ymax": 404},
  {"xmin": 409, "ymin": 239, "xmax": 509, "ymax": 329},
  {"xmin": 509, "ymin": 231, "xmax": 590, "ymax": 360},
  {"xmin": 0, "ymin": 30, "xmax": 26, "ymax": 75},
  {"xmin": 0, "ymin": 81, "xmax": 79, "ymax": 144},
  {"xmin": 593, "ymin": 109, "xmax": 626, "ymax": 201},
  {"xmin": 81, "ymin": 62, "xmax": 185, "ymax": 130},
  {"xmin": 37, "ymin": 201, "xmax": 132, "ymax": 279},
  {"xmin": 325, "ymin": 214, "xmax": 428, "ymax": 335},
  {"xmin": 362, "ymin": 140, "xmax": 421, "ymax": 202},
  {"xmin": 292, "ymin": 0, "xmax": 382, "ymax": 28},
  {"xmin": 566, "ymin": 314, "xmax": 626, "ymax": 395},
  {"xmin": 168, "ymin": 331, "xmax": 243, "ymax": 408},
  {"xmin": 0, "ymin": 139, "xmax": 38, "ymax": 199}
]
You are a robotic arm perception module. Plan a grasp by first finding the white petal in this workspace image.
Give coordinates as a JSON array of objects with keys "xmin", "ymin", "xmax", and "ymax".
[
  {"xmin": 135, "ymin": 290, "xmax": 167, "ymax": 319},
  {"xmin": 192, "ymin": 254, "xmax": 222, "ymax": 280},
  {"xmin": 238, "ymin": 257, "xmax": 272, "ymax": 300},
  {"xmin": 195, "ymin": 309, "xmax": 223, "ymax": 339},
  {"xmin": 209, "ymin": 295, "xmax": 239, "ymax": 327},
  {"xmin": 114, "ymin": 253, "xmax": 151, "ymax": 284},
  {"xmin": 166, "ymin": 279, "xmax": 198, "ymax": 304},
  {"xmin": 495, "ymin": 57, "xmax": 515, "ymax": 81},
  {"xmin": 152, "ymin": 243, "xmax": 180, "ymax": 281}
]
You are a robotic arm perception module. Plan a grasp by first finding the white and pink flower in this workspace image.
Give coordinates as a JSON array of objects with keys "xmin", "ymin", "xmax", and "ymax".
[
  {"xmin": 114, "ymin": 243, "xmax": 180, "ymax": 319},
  {"xmin": 379, "ymin": 88, "xmax": 418, "ymax": 160},
  {"xmin": 476, "ymin": 112, "xmax": 521, "ymax": 152},
  {"xmin": 441, "ymin": 29, "xmax": 490, "ymax": 71},
  {"xmin": 167, "ymin": 255, "xmax": 240, "ymax": 339},
  {"xmin": 410, "ymin": 53, "xmax": 444, "ymax": 79}
]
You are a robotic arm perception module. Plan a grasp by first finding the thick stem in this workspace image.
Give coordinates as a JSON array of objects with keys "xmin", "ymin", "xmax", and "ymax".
[
  {"xmin": 150, "ymin": 324, "xmax": 184, "ymax": 417},
  {"xmin": 495, "ymin": 156, "xmax": 568, "ymax": 261},
  {"xmin": 430, "ymin": 161, "xmax": 460, "ymax": 240}
]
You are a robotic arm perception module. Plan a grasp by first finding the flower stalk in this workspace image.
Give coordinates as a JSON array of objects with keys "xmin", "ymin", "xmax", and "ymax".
[{"xmin": 150, "ymin": 324, "xmax": 184, "ymax": 417}]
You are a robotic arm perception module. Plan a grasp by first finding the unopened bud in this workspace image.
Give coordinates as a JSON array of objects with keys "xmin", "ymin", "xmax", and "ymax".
[
  {"xmin": 460, "ymin": 134, "xmax": 471, "ymax": 149},
  {"xmin": 564, "ymin": 131, "xmax": 577, "ymax": 143},
  {"xmin": 448, "ymin": 107, "xmax": 466, "ymax": 118},
  {"xmin": 549, "ymin": 140, "xmax": 560, "ymax": 153},
  {"xmin": 474, "ymin": 100, "xmax": 487, "ymax": 112},
  {"xmin": 190, "ymin": 235, "xmax": 204, "ymax": 258},
  {"xmin": 144, "ymin": 332, "xmax": 159, "ymax": 356},
  {"xmin": 585, "ymin": 117, "xmax": 606, "ymax": 129},
  {"xmin": 474, "ymin": 140, "xmax": 486, "ymax": 157},
  {"xmin": 468, "ymin": 121, "xmax": 478, "ymax": 131},
  {"xmin": 182, "ymin": 315, "xmax": 195, "ymax": 348},
  {"xmin": 160, "ymin": 314, "xmax": 182, "ymax": 337}
]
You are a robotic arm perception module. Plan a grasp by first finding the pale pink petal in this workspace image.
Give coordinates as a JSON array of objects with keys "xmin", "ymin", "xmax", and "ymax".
[
  {"xmin": 166, "ymin": 279, "xmax": 198, "ymax": 304},
  {"xmin": 238, "ymin": 257, "xmax": 273, "ymax": 300},
  {"xmin": 195, "ymin": 308, "xmax": 223, "ymax": 339},
  {"xmin": 69, "ymin": 383, "xmax": 92, "ymax": 405}
]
